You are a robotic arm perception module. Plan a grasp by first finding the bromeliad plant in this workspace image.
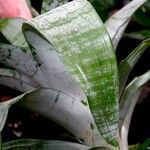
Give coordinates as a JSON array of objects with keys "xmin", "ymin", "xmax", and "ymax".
[{"xmin": 0, "ymin": 0, "xmax": 150, "ymax": 149}]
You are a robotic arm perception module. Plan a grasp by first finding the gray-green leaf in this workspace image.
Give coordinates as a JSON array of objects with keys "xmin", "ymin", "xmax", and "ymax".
[
  {"xmin": 105, "ymin": 0, "xmax": 147, "ymax": 49},
  {"xmin": 23, "ymin": 0, "xmax": 119, "ymax": 146}
]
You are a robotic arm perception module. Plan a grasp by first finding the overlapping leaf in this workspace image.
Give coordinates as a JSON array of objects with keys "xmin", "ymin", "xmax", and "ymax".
[{"xmin": 23, "ymin": 0, "xmax": 119, "ymax": 146}]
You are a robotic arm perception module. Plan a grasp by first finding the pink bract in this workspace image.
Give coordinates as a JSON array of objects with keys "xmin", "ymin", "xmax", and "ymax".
[{"xmin": 0, "ymin": 0, "xmax": 32, "ymax": 19}]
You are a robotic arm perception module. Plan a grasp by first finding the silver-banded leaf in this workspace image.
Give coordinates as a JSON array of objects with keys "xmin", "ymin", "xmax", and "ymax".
[
  {"xmin": 105, "ymin": 0, "xmax": 147, "ymax": 49},
  {"xmin": 119, "ymin": 38, "xmax": 150, "ymax": 97},
  {"xmin": 0, "ymin": 18, "xmax": 28, "ymax": 48},
  {"xmin": 119, "ymin": 70, "xmax": 150, "ymax": 150},
  {"xmin": 20, "ymin": 88, "xmax": 106, "ymax": 147},
  {"xmin": 0, "ymin": 43, "xmax": 47, "ymax": 87},
  {"xmin": 0, "ymin": 68, "xmax": 37, "ymax": 92},
  {"xmin": 42, "ymin": 0, "xmax": 68, "ymax": 14},
  {"xmin": 3, "ymin": 139, "xmax": 89, "ymax": 150},
  {"xmin": 23, "ymin": 0, "xmax": 119, "ymax": 146}
]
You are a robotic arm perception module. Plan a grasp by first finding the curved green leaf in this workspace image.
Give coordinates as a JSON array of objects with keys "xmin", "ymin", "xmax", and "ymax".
[
  {"xmin": 119, "ymin": 70, "xmax": 150, "ymax": 150},
  {"xmin": 3, "ymin": 140, "xmax": 89, "ymax": 150},
  {"xmin": 23, "ymin": 0, "xmax": 119, "ymax": 146},
  {"xmin": 119, "ymin": 38, "xmax": 150, "ymax": 97},
  {"xmin": 105, "ymin": 0, "xmax": 147, "ymax": 49}
]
